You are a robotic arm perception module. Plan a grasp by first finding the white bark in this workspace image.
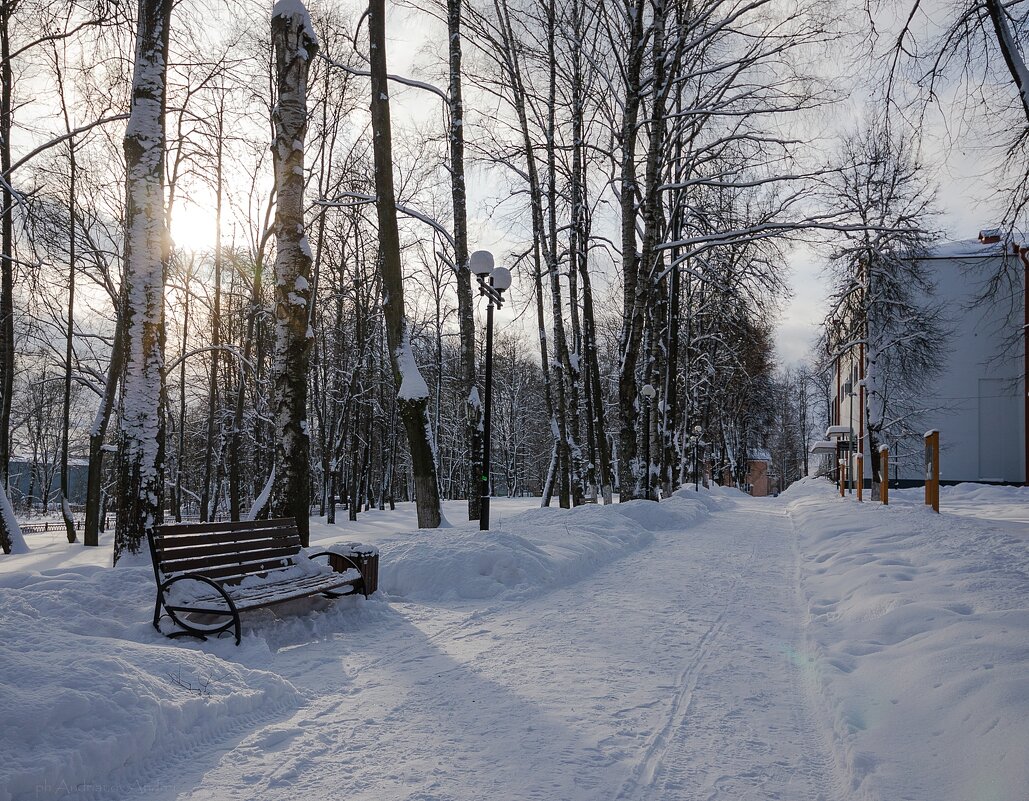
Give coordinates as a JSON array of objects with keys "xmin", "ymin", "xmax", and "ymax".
[
  {"xmin": 0, "ymin": 485, "xmax": 27, "ymax": 553},
  {"xmin": 114, "ymin": 0, "xmax": 171, "ymax": 564},
  {"xmin": 269, "ymin": 0, "xmax": 318, "ymax": 545}
]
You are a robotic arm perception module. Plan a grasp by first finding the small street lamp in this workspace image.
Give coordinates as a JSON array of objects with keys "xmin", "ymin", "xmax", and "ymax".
[
  {"xmin": 470, "ymin": 250, "xmax": 511, "ymax": 531},
  {"xmin": 640, "ymin": 384, "xmax": 656, "ymax": 500},
  {"xmin": 692, "ymin": 424, "xmax": 703, "ymax": 492}
]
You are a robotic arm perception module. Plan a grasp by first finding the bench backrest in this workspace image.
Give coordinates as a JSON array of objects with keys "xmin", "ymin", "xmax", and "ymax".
[{"xmin": 149, "ymin": 518, "xmax": 302, "ymax": 585}]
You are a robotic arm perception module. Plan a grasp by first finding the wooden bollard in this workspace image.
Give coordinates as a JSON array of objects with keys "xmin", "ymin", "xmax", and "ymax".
[
  {"xmin": 880, "ymin": 445, "xmax": 889, "ymax": 505},
  {"xmin": 924, "ymin": 430, "xmax": 939, "ymax": 513}
]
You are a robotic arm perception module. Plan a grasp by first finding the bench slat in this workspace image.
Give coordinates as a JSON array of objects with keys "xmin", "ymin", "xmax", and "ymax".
[
  {"xmin": 157, "ymin": 518, "xmax": 296, "ymax": 537},
  {"xmin": 160, "ymin": 544, "xmax": 302, "ymax": 576},
  {"xmin": 155, "ymin": 526, "xmax": 299, "ymax": 551},
  {"xmin": 156, "ymin": 535, "xmax": 300, "ymax": 565},
  {"xmin": 178, "ymin": 557, "xmax": 304, "ymax": 585},
  {"xmin": 181, "ymin": 570, "xmax": 361, "ymax": 610},
  {"xmin": 231, "ymin": 577, "xmax": 360, "ymax": 609}
]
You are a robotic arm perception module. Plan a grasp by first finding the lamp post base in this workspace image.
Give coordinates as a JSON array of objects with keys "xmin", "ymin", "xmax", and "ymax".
[{"xmin": 479, "ymin": 494, "xmax": 490, "ymax": 531}]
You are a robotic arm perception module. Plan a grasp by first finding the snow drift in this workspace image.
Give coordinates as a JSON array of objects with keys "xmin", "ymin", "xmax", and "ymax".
[
  {"xmin": 0, "ymin": 494, "xmax": 710, "ymax": 799},
  {"xmin": 784, "ymin": 479, "xmax": 1029, "ymax": 801},
  {"xmin": 0, "ymin": 565, "xmax": 302, "ymax": 801},
  {"xmin": 366, "ymin": 494, "xmax": 709, "ymax": 602}
]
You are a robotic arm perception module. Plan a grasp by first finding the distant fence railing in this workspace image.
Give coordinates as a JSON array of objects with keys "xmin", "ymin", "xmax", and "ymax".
[{"xmin": 19, "ymin": 518, "xmax": 110, "ymax": 535}]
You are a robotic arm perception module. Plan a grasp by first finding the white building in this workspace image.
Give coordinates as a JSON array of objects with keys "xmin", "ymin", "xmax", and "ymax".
[{"xmin": 819, "ymin": 231, "xmax": 1027, "ymax": 487}]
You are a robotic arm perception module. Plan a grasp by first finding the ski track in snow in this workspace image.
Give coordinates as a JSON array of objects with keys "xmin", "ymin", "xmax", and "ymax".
[{"xmin": 124, "ymin": 495, "xmax": 839, "ymax": 801}]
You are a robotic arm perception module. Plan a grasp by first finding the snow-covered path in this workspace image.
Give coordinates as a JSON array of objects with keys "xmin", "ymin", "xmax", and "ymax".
[
  {"xmin": 5, "ymin": 483, "xmax": 1026, "ymax": 801},
  {"xmin": 152, "ymin": 497, "xmax": 835, "ymax": 801}
]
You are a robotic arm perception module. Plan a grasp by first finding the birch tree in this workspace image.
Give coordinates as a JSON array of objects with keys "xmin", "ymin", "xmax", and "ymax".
[
  {"xmin": 113, "ymin": 0, "xmax": 172, "ymax": 564},
  {"xmin": 269, "ymin": 0, "xmax": 318, "ymax": 545}
]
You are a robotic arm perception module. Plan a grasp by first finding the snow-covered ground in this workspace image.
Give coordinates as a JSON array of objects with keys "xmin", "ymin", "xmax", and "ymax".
[{"xmin": 1, "ymin": 483, "xmax": 1026, "ymax": 801}]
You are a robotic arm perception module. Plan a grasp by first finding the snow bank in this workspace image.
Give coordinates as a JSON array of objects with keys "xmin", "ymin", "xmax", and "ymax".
[
  {"xmin": 0, "ymin": 494, "xmax": 708, "ymax": 798},
  {"xmin": 0, "ymin": 564, "xmax": 303, "ymax": 801},
  {"xmin": 367, "ymin": 494, "xmax": 708, "ymax": 603},
  {"xmin": 785, "ymin": 479, "xmax": 1029, "ymax": 801},
  {"xmin": 895, "ymin": 481, "xmax": 1029, "ymax": 523}
]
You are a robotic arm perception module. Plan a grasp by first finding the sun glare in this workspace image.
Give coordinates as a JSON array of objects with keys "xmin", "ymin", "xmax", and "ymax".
[{"xmin": 170, "ymin": 201, "xmax": 221, "ymax": 254}]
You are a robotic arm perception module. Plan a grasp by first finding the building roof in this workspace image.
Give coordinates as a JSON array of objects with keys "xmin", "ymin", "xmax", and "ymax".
[{"xmin": 926, "ymin": 230, "xmax": 1026, "ymax": 260}]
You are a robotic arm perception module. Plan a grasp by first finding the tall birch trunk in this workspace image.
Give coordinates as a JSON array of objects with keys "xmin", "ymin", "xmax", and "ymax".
[
  {"xmin": 446, "ymin": 0, "xmax": 480, "ymax": 520},
  {"xmin": 0, "ymin": 0, "xmax": 16, "ymax": 553},
  {"xmin": 113, "ymin": 0, "xmax": 172, "ymax": 564},
  {"xmin": 60, "ymin": 136, "xmax": 77, "ymax": 542},
  {"xmin": 634, "ymin": 0, "xmax": 669, "ymax": 502},
  {"xmin": 985, "ymin": 0, "xmax": 1029, "ymax": 125},
  {"xmin": 175, "ymin": 267, "xmax": 190, "ymax": 521},
  {"xmin": 269, "ymin": 1, "xmax": 317, "ymax": 546},
  {"xmin": 369, "ymin": 0, "xmax": 442, "ymax": 528},
  {"xmin": 544, "ymin": 0, "xmax": 576, "ymax": 507}
]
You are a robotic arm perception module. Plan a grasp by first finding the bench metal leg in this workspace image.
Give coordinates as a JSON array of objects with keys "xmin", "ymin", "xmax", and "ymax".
[
  {"xmin": 158, "ymin": 576, "xmax": 243, "ymax": 645},
  {"xmin": 153, "ymin": 594, "xmax": 163, "ymax": 632}
]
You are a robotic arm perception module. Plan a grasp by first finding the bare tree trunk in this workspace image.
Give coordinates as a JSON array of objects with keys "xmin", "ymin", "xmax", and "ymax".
[
  {"xmin": 269, "ymin": 1, "xmax": 318, "ymax": 546},
  {"xmin": 0, "ymin": 0, "xmax": 16, "ymax": 553},
  {"xmin": 369, "ymin": 0, "xmax": 442, "ymax": 528},
  {"xmin": 174, "ymin": 261, "xmax": 191, "ymax": 521},
  {"xmin": 581, "ymin": 266, "xmax": 612, "ymax": 503},
  {"xmin": 633, "ymin": 0, "xmax": 669, "ymax": 503},
  {"xmin": 114, "ymin": 0, "xmax": 172, "ymax": 564},
  {"xmin": 84, "ymin": 312, "xmax": 123, "ymax": 546},
  {"xmin": 543, "ymin": 0, "xmax": 576, "ymax": 507},
  {"xmin": 662, "ymin": 254, "xmax": 680, "ymax": 497},
  {"xmin": 567, "ymin": 9, "xmax": 591, "ymax": 501},
  {"xmin": 60, "ymin": 134, "xmax": 77, "ymax": 542},
  {"xmin": 230, "ymin": 202, "xmax": 272, "ymax": 521},
  {"xmin": 200, "ymin": 113, "xmax": 224, "ymax": 522},
  {"xmin": 446, "ymin": 0, "xmax": 480, "ymax": 521},
  {"xmin": 616, "ymin": 0, "xmax": 647, "ymax": 502},
  {"xmin": 492, "ymin": 0, "xmax": 563, "ymax": 507},
  {"xmin": 985, "ymin": 0, "xmax": 1029, "ymax": 125}
]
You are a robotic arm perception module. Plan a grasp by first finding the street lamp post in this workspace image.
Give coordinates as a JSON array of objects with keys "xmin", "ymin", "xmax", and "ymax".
[
  {"xmin": 693, "ymin": 424, "xmax": 702, "ymax": 492},
  {"xmin": 469, "ymin": 250, "xmax": 511, "ymax": 531},
  {"xmin": 641, "ymin": 384, "xmax": 656, "ymax": 500}
]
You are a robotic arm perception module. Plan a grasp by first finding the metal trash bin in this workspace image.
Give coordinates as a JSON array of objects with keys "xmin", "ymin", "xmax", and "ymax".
[{"xmin": 329, "ymin": 544, "xmax": 379, "ymax": 596}]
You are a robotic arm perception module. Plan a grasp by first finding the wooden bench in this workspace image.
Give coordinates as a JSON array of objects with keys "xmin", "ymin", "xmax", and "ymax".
[{"xmin": 147, "ymin": 518, "xmax": 371, "ymax": 645}]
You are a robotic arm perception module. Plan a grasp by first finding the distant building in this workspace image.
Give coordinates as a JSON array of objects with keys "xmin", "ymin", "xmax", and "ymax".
[
  {"xmin": 712, "ymin": 451, "xmax": 773, "ymax": 496},
  {"xmin": 8, "ymin": 455, "xmax": 89, "ymax": 507},
  {"xmin": 819, "ymin": 232, "xmax": 1027, "ymax": 486},
  {"xmin": 746, "ymin": 451, "xmax": 772, "ymax": 497}
]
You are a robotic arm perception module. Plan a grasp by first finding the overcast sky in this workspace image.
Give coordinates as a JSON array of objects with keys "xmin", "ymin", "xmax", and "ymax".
[{"xmin": 358, "ymin": 1, "xmax": 1016, "ymax": 369}]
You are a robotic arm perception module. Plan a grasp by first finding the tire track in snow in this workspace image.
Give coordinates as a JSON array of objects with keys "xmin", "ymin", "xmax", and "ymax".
[
  {"xmin": 621, "ymin": 503, "xmax": 838, "ymax": 801},
  {"xmin": 612, "ymin": 602, "xmax": 731, "ymax": 799},
  {"xmin": 612, "ymin": 525, "xmax": 757, "ymax": 801}
]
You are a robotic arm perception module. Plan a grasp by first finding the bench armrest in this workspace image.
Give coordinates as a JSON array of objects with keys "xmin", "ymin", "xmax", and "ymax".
[{"xmin": 308, "ymin": 550, "xmax": 362, "ymax": 575}]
